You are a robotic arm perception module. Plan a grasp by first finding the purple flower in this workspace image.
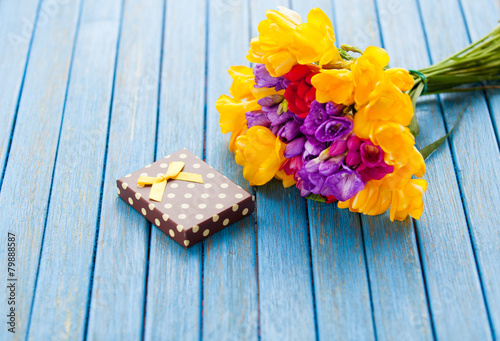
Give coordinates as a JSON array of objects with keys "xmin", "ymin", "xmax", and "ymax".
[
  {"xmin": 315, "ymin": 117, "xmax": 353, "ymax": 142},
  {"xmin": 245, "ymin": 110, "xmax": 271, "ymax": 128},
  {"xmin": 253, "ymin": 64, "xmax": 290, "ymax": 91},
  {"xmin": 346, "ymin": 135, "xmax": 394, "ymax": 182},
  {"xmin": 300, "ymin": 100, "xmax": 343, "ymax": 136},
  {"xmin": 297, "ymin": 150, "xmax": 365, "ymax": 201},
  {"xmin": 284, "ymin": 136, "xmax": 306, "ymax": 158}
]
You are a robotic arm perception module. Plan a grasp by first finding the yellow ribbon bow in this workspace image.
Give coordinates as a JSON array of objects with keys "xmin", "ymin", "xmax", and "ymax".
[{"xmin": 137, "ymin": 161, "xmax": 203, "ymax": 202}]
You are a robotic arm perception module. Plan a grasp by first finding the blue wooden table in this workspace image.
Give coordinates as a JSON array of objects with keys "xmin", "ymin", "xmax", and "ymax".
[{"xmin": 1, "ymin": 0, "xmax": 499, "ymax": 340}]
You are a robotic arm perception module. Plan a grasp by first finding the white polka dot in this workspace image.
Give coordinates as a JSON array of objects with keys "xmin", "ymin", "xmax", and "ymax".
[
  {"xmin": 141, "ymin": 208, "xmax": 147, "ymax": 215},
  {"xmin": 137, "ymin": 184, "xmax": 144, "ymax": 188},
  {"xmin": 195, "ymin": 214, "xmax": 204, "ymax": 220},
  {"xmin": 187, "ymin": 183, "xmax": 195, "ymax": 189},
  {"xmin": 216, "ymin": 204, "xmax": 223, "ymax": 209},
  {"xmin": 167, "ymin": 193, "xmax": 175, "ymax": 198},
  {"xmin": 193, "ymin": 225, "xmax": 199, "ymax": 233},
  {"xmin": 155, "ymin": 219, "xmax": 160, "ymax": 226},
  {"xmin": 177, "ymin": 225, "xmax": 183, "ymax": 232},
  {"xmin": 125, "ymin": 174, "xmax": 132, "ymax": 178},
  {"xmin": 203, "ymin": 229, "xmax": 210, "ymax": 237},
  {"xmin": 232, "ymin": 204, "xmax": 239, "ymax": 212},
  {"xmin": 149, "ymin": 203, "xmax": 155, "ymax": 210},
  {"xmin": 184, "ymin": 240, "xmax": 190, "ymax": 247},
  {"xmin": 179, "ymin": 153, "xmax": 187, "ymax": 159},
  {"xmin": 140, "ymin": 172, "xmax": 148, "ymax": 176},
  {"xmin": 178, "ymin": 214, "xmax": 187, "ymax": 220},
  {"xmin": 128, "ymin": 197, "xmax": 133, "ymax": 205},
  {"xmin": 170, "ymin": 183, "xmax": 179, "ymax": 188},
  {"xmin": 184, "ymin": 193, "xmax": 192, "ymax": 199},
  {"xmin": 145, "ymin": 164, "xmax": 151, "ymax": 168},
  {"xmin": 193, "ymin": 163, "xmax": 201, "ymax": 169},
  {"xmin": 198, "ymin": 203, "xmax": 206, "ymax": 209},
  {"xmin": 204, "ymin": 184, "xmax": 212, "ymax": 189},
  {"xmin": 135, "ymin": 193, "xmax": 141, "ymax": 200},
  {"xmin": 242, "ymin": 208, "xmax": 249, "ymax": 215},
  {"xmin": 223, "ymin": 218, "xmax": 229, "ymax": 226},
  {"xmin": 252, "ymin": 196, "xmax": 255, "ymax": 201},
  {"xmin": 207, "ymin": 173, "xmax": 214, "ymax": 178},
  {"xmin": 160, "ymin": 163, "xmax": 168, "ymax": 168},
  {"xmin": 122, "ymin": 183, "xmax": 128, "ymax": 190},
  {"xmin": 165, "ymin": 155, "xmax": 171, "ymax": 159},
  {"xmin": 218, "ymin": 193, "xmax": 226, "ymax": 199},
  {"xmin": 201, "ymin": 193, "xmax": 209, "ymax": 199},
  {"xmin": 169, "ymin": 230, "xmax": 175, "ymax": 237},
  {"xmin": 235, "ymin": 193, "xmax": 243, "ymax": 199},
  {"xmin": 221, "ymin": 183, "xmax": 228, "ymax": 188},
  {"xmin": 162, "ymin": 214, "xmax": 169, "ymax": 221},
  {"xmin": 212, "ymin": 215, "xmax": 219, "ymax": 222},
  {"xmin": 181, "ymin": 203, "xmax": 189, "ymax": 209},
  {"xmin": 117, "ymin": 188, "xmax": 120, "ymax": 195},
  {"xmin": 164, "ymin": 203, "xmax": 172, "ymax": 209}
]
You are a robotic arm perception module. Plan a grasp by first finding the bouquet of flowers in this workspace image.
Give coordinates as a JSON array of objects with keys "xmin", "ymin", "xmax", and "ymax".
[{"xmin": 216, "ymin": 7, "xmax": 500, "ymax": 221}]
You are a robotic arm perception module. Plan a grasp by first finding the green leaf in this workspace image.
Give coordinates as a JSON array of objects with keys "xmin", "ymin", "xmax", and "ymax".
[
  {"xmin": 409, "ymin": 115, "xmax": 420, "ymax": 138},
  {"xmin": 408, "ymin": 82, "xmax": 425, "ymax": 137},
  {"xmin": 305, "ymin": 193, "xmax": 327, "ymax": 203},
  {"xmin": 419, "ymin": 106, "xmax": 465, "ymax": 160}
]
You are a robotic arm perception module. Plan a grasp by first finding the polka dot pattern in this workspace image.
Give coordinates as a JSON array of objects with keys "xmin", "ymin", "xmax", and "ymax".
[{"xmin": 118, "ymin": 148, "xmax": 253, "ymax": 248}]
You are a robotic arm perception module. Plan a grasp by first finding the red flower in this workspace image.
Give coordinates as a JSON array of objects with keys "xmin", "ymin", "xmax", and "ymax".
[{"xmin": 284, "ymin": 65, "xmax": 318, "ymax": 118}]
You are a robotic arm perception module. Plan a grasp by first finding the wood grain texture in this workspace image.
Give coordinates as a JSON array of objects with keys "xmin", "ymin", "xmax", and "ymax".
[
  {"xmin": 418, "ymin": 0, "xmax": 500, "ymax": 337},
  {"xmin": 0, "ymin": 0, "xmax": 83, "ymax": 339},
  {"xmin": 290, "ymin": 2, "xmax": 376, "ymax": 340},
  {"xmin": 458, "ymin": 0, "xmax": 500, "ymax": 333},
  {"xmin": 0, "ymin": 0, "xmax": 39, "ymax": 185},
  {"xmin": 204, "ymin": 0, "xmax": 258, "ymax": 340},
  {"xmin": 142, "ymin": 0, "xmax": 206, "ymax": 340},
  {"xmin": 331, "ymin": 0, "xmax": 433, "ymax": 339},
  {"xmin": 26, "ymin": 0, "xmax": 122, "ymax": 339},
  {"xmin": 86, "ymin": 0, "xmax": 164, "ymax": 339},
  {"xmin": 375, "ymin": 0, "xmax": 493, "ymax": 339}
]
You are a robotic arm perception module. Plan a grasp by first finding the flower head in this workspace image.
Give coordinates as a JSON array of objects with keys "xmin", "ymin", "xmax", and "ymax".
[
  {"xmin": 283, "ymin": 65, "xmax": 318, "ymax": 118},
  {"xmin": 234, "ymin": 125, "xmax": 287, "ymax": 186},
  {"xmin": 247, "ymin": 7, "xmax": 302, "ymax": 77},
  {"xmin": 292, "ymin": 8, "xmax": 341, "ymax": 66}
]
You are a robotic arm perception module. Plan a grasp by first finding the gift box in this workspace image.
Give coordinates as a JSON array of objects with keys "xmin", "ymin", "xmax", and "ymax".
[{"xmin": 116, "ymin": 148, "xmax": 254, "ymax": 248}]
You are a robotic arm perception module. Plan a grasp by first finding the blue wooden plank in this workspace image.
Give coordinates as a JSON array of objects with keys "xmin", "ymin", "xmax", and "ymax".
[
  {"xmin": 289, "ymin": 2, "xmax": 376, "ymax": 340},
  {"xmin": 247, "ymin": 2, "xmax": 316, "ymax": 340},
  {"xmin": 418, "ymin": 0, "xmax": 500, "ymax": 337},
  {"xmin": 0, "ymin": 0, "xmax": 83, "ymax": 339},
  {"xmin": 0, "ymin": 0, "xmax": 40, "ymax": 187},
  {"xmin": 331, "ymin": 0, "xmax": 433, "ymax": 339},
  {"xmin": 26, "ymin": 0, "xmax": 123, "ymax": 339},
  {"xmin": 375, "ymin": 0, "xmax": 493, "ymax": 339},
  {"xmin": 85, "ymin": 0, "xmax": 164, "ymax": 339},
  {"xmin": 142, "ymin": 0, "xmax": 206, "ymax": 340},
  {"xmin": 203, "ymin": 0, "xmax": 259, "ymax": 339}
]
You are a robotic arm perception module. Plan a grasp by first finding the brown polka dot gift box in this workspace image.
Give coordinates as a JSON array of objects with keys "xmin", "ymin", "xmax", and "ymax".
[{"xmin": 116, "ymin": 148, "xmax": 254, "ymax": 248}]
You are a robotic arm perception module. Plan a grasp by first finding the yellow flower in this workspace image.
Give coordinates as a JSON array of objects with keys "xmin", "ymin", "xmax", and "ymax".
[
  {"xmin": 384, "ymin": 68, "xmax": 414, "ymax": 91},
  {"xmin": 363, "ymin": 78, "xmax": 414, "ymax": 126},
  {"xmin": 389, "ymin": 179, "xmax": 427, "ymax": 221},
  {"xmin": 350, "ymin": 46, "xmax": 389, "ymax": 106},
  {"xmin": 292, "ymin": 8, "xmax": 341, "ymax": 66},
  {"xmin": 228, "ymin": 66, "xmax": 256, "ymax": 100},
  {"xmin": 371, "ymin": 121, "xmax": 415, "ymax": 167},
  {"xmin": 338, "ymin": 180, "xmax": 392, "ymax": 216},
  {"xmin": 275, "ymin": 169, "xmax": 296, "ymax": 188},
  {"xmin": 216, "ymin": 95, "xmax": 260, "ymax": 151},
  {"xmin": 234, "ymin": 126, "xmax": 287, "ymax": 186},
  {"xmin": 247, "ymin": 7, "xmax": 301, "ymax": 77},
  {"xmin": 311, "ymin": 69, "xmax": 355, "ymax": 105}
]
